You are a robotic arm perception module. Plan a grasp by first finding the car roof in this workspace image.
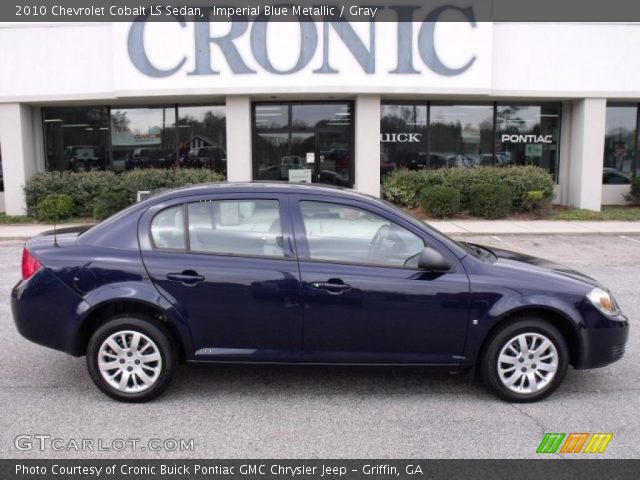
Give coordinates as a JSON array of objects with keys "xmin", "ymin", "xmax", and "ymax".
[
  {"xmin": 79, "ymin": 181, "xmax": 468, "ymax": 259},
  {"xmin": 145, "ymin": 181, "xmax": 381, "ymax": 203}
]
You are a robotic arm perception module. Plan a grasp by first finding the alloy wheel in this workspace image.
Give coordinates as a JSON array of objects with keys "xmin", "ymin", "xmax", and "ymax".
[
  {"xmin": 97, "ymin": 330, "xmax": 162, "ymax": 393},
  {"xmin": 496, "ymin": 332, "xmax": 558, "ymax": 394}
]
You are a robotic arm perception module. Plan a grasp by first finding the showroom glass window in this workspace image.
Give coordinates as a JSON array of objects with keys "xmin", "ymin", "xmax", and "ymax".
[
  {"xmin": 603, "ymin": 105, "xmax": 637, "ymax": 183},
  {"xmin": 496, "ymin": 103, "xmax": 561, "ymax": 181},
  {"xmin": 380, "ymin": 102, "xmax": 562, "ymax": 183},
  {"xmin": 110, "ymin": 107, "xmax": 177, "ymax": 171},
  {"xmin": 253, "ymin": 103, "xmax": 353, "ymax": 187},
  {"xmin": 380, "ymin": 104, "xmax": 427, "ymax": 174},
  {"xmin": 43, "ymin": 105, "xmax": 226, "ymax": 177},
  {"xmin": 43, "ymin": 107, "xmax": 110, "ymax": 171},
  {"xmin": 177, "ymin": 106, "xmax": 227, "ymax": 173},
  {"xmin": 429, "ymin": 103, "xmax": 493, "ymax": 168}
]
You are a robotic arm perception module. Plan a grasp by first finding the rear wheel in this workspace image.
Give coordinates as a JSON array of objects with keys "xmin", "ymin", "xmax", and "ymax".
[
  {"xmin": 480, "ymin": 317, "xmax": 569, "ymax": 402},
  {"xmin": 86, "ymin": 316, "xmax": 175, "ymax": 402}
]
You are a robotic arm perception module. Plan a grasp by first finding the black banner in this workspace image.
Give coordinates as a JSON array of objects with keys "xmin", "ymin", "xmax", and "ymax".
[
  {"xmin": 4, "ymin": 0, "xmax": 640, "ymax": 22},
  {"xmin": 2, "ymin": 460, "xmax": 640, "ymax": 480}
]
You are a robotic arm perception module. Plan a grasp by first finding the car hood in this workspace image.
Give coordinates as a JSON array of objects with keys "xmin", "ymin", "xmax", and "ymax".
[{"xmin": 473, "ymin": 244, "xmax": 602, "ymax": 289}]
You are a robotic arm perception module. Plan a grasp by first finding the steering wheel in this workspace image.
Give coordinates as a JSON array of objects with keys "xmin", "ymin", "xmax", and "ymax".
[{"xmin": 369, "ymin": 224, "xmax": 391, "ymax": 256}]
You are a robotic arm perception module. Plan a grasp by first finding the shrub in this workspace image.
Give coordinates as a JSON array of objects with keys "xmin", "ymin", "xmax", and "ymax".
[
  {"xmin": 469, "ymin": 183, "xmax": 512, "ymax": 219},
  {"xmin": 382, "ymin": 165, "xmax": 554, "ymax": 212},
  {"xmin": 24, "ymin": 170, "xmax": 115, "ymax": 217},
  {"xmin": 419, "ymin": 185, "xmax": 461, "ymax": 218},
  {"xmin": 25, "ymin": 169, "xmax": 224, "ymax": 218},
  {"xmin": 521, "ymin": 190, "xmax": 552, "ymax": 218},
  {"xmin": 93, "ymin": 191, "xmax": 132, "ymax": 220},
  {"xmin": 381, "ymin": 169, "xmax": 430, "ymax": 208},
  {"xmin": 628, "ymin": 176, "xmax": 640, "ymax": 204},
  {"xmin": 36, "ymin": 194, "xmax": 74, "ymax": 222}
]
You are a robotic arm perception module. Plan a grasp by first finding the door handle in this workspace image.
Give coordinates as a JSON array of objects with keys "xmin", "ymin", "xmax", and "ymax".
[
  {"xmin": 311, "ymin": 281, "xmax": 351, "ymax": 295},
  {"xmin": 166, "ymin": 270, "xmax": 205, "ymax": 286}
]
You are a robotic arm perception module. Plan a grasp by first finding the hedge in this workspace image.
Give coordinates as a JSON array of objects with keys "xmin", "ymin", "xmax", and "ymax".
[
  {"xmin": 419, "ymin": 186, "xmax": 460, "ymax": 218},
  {"xmin": 382, "ymin": 165, "xmax": 554, "ymax": 212},
  {"xmin": 36, "ymin": 194, "xmax": 74, "ymax": 222},
  {"xmin": 24, "ymin": 169, "xmax": 224, "ymax": 218},
  {"xmin": 469, "ymin": 184, "xmax": 512, "ymax": 219},
  {"xmin": 629, "ymin": 176, "xmax": 640, "ymax": 205}
]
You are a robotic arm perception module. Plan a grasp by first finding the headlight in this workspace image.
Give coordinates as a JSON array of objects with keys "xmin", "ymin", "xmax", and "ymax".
[{"xmin": 586, "ymin": 287, "xmax": 621, "ymax": 316}]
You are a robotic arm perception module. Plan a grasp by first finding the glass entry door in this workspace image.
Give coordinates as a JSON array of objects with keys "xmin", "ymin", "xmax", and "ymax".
[
  {"xmin": 316, "ymin": 131, "xmax": 351, "ymax": 186},
  {"xmin": 253, "ymin": 102, "xmax": 353, "ymax": 187}
]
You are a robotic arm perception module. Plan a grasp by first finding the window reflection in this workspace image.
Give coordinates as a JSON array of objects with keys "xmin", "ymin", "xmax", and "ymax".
[
  {"xmin": 380, "ymin": 102, "xmax": 563, "ymax": 182},
  {"xmin": 43, "ymin": 105, "xmax": 227, "ymax": 177},
  {"xmin": 253, "ymin": 103, "xmax": 353, "ymax": 186},
  {"xmin": 43, "ymin": 107, "xmax": 109, "ymax": 171},
  {"xmin": 603, "ymin": 105, "xmax": 636, "ymax": 184},
  {"xmin": 496, "ymin": 104, "xmax": 560, "ymax": 181},
  {"xmin": 111, "ymin": 107, "xmax": 176, "ymax": 171},
  {"xmin": 380, "ymin": 104, "xmax": 427, "ymax": 173},
  {"xmin": 177, "ymin": 106, "xmax": 227, "ymax": 173},
  {"xmin": 430, "ymin": 104, "xmax": 493, "ymax": 168}
]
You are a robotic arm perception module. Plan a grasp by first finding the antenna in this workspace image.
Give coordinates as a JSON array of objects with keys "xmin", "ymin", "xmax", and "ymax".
[{"xmin": 53, "ymin": 213, "xmax": 58, "ymax": 247}]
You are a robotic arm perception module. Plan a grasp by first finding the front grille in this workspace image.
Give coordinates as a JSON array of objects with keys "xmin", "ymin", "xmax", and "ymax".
[{"xmin": 611, "ymin": 343, "xmax": 626, "ymax": 360}]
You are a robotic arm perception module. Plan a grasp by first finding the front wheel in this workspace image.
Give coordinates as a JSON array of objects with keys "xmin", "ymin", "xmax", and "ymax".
[
  {"xmin": 86, "ymin": 316, "xmax": 176, "ymax": 402},
  {"xmin": 480, "ymin": 317, "xmax": 569, "ymax": 402}
]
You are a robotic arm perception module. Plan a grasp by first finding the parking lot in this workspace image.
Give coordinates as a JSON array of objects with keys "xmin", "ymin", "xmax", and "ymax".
[{"xmin": 0, "ymin": 234, "xmax": 638, "ymax": 459}]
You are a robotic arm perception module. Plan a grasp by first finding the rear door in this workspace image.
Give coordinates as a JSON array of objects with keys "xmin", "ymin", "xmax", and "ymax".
[
  {"xmin": 290, "ymin": 194, "xmax": 471, "ymax": 365},
  {"xmin": 138, "ymin": 193, "xmax": 303, "ymax": 362}
]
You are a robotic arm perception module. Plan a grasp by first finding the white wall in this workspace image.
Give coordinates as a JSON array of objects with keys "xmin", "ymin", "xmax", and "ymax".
[
  {"xmin": 2, "ymin": 23, "xmax": 640, "ymax": 101},
  {"xmin": 0, "ymin": 104, "xmax": 38, "ymax": 215},
  {"xmin": 602, "ymin": 185, "xmax": 632, "ymax": 205},
  {"xmin": 492, "ymin": 23, "xmax": 640, "ymax": 97},
  {"xmin": 567, "ymin": 99, "xmax": 607, "ymax": 211},
  {"xmin": 224, "ymin": 96, "xmax": 252, "ymax": 182},
  {"xmin": 0, "ymin": 24, "xmax": 113, "ymax": 102},
  {"xmin": 354, "ymin": 95, "xmax": 381, "ymax": 197}
]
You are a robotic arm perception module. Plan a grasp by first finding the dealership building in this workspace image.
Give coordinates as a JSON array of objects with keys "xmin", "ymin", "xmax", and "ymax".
[{"xmin": 1, "ymin": 15, "xmax": 640, "ymax": 215}]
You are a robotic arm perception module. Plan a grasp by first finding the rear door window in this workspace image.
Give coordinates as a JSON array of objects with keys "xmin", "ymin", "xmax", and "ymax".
[{"xmin": 187, "ymin": 199, "xmax": 284, "ymax": 258}]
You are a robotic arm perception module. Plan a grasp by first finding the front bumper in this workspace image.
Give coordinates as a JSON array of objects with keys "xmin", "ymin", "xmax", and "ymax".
[{"xmin": 576, "ymin": 305, "xmax": 629, "ymax": 369}]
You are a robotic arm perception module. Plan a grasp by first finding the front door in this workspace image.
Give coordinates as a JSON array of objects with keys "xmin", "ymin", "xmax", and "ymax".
[
  {"xmin": 290, "ymin": 196, "xmax": 471, "ymax": 364},
  {"xmin": 253, "ymin": 102, "xmax": 354, "ymax": 187},
  {"xmin": 138, "ymin": 194, "xmax": 303, "ymax": 362}
]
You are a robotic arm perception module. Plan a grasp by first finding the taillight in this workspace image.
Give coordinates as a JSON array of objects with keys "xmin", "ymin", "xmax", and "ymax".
[{"xmin": 21, "ymin": 248, "xmax": 41, "ymax": 280}]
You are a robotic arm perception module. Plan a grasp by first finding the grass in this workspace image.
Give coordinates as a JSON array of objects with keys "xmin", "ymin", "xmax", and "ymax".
[
  {"xmin": 0, "ymin": 213, "xmax": 93, "ymax": 225},
  {"xmin": 0, "ymin": 213, "xmax": 34, "ymax": 224},
  {"xmin": 553, "ymin": 206, "xmax": 640, "ymax": 221}
]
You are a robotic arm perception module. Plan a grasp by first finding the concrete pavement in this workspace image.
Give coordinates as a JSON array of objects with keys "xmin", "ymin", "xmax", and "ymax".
[{"xmin": 1, "ymin": 220, "xmax": 640, "ymax": 240}]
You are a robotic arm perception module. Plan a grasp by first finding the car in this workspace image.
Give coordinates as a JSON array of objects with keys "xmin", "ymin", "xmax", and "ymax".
[
  {"xmin": 602, "ymin": 167, "xmax": 631, "ymax": 185},
  {"xmin": 64, "ymin": 145, "xmax": 106, "ymax": 172},
  {"xmin": 126, "ymin": 148, "xmax": 173, "ymax": 170},
  {"xmin": 183, "ymin": 146, "xmax": 227, "ymax": 172},
  {"xmin": 477, "ymin": 153, "xmax": 513, "ymax": 167},
  {"xmin": 12, "ymin": 183, "xmax": 629, "ymax": 403},
  {"xmin": 408, "ymin": 153, "xmax": 447, "ymax": 170},
  {"xmin": 446, "ymin": 154, "xmax": 476, "ymax": 168}
]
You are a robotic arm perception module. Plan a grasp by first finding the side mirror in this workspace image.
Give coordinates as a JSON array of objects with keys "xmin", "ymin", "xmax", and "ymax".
[{"xmin": 418, "ymin": 247, "xmax": 451, "ymax": 272}]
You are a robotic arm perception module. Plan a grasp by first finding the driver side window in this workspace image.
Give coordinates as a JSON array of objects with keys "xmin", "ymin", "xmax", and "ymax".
[{"xmin": 299, "ymin": 201, "xmax": 425, "ymax": 267}]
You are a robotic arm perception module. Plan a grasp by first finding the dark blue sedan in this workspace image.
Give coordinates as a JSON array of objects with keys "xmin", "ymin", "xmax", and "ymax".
[{"xmin": 12, "ymin": 183, "xmax": 629, "ymax": 402}]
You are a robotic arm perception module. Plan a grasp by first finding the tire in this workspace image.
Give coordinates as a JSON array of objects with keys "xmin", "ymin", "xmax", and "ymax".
[
  {"xmin": 480, "ymin": 317, "xmax": 569, "ymax": 403},
  {"xmin": 86, "ymin": 315, "xmax": 176, "ymax": 402}
]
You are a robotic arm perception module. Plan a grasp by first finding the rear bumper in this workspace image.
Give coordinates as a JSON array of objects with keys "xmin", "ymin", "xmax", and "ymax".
[
  {"xmin": 576, "ymin": 306, "xmax": 629, "ymax": 369},
  {"xmin": 11, "ymin": 268, "xmax": 83, "ymax": 356}
]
